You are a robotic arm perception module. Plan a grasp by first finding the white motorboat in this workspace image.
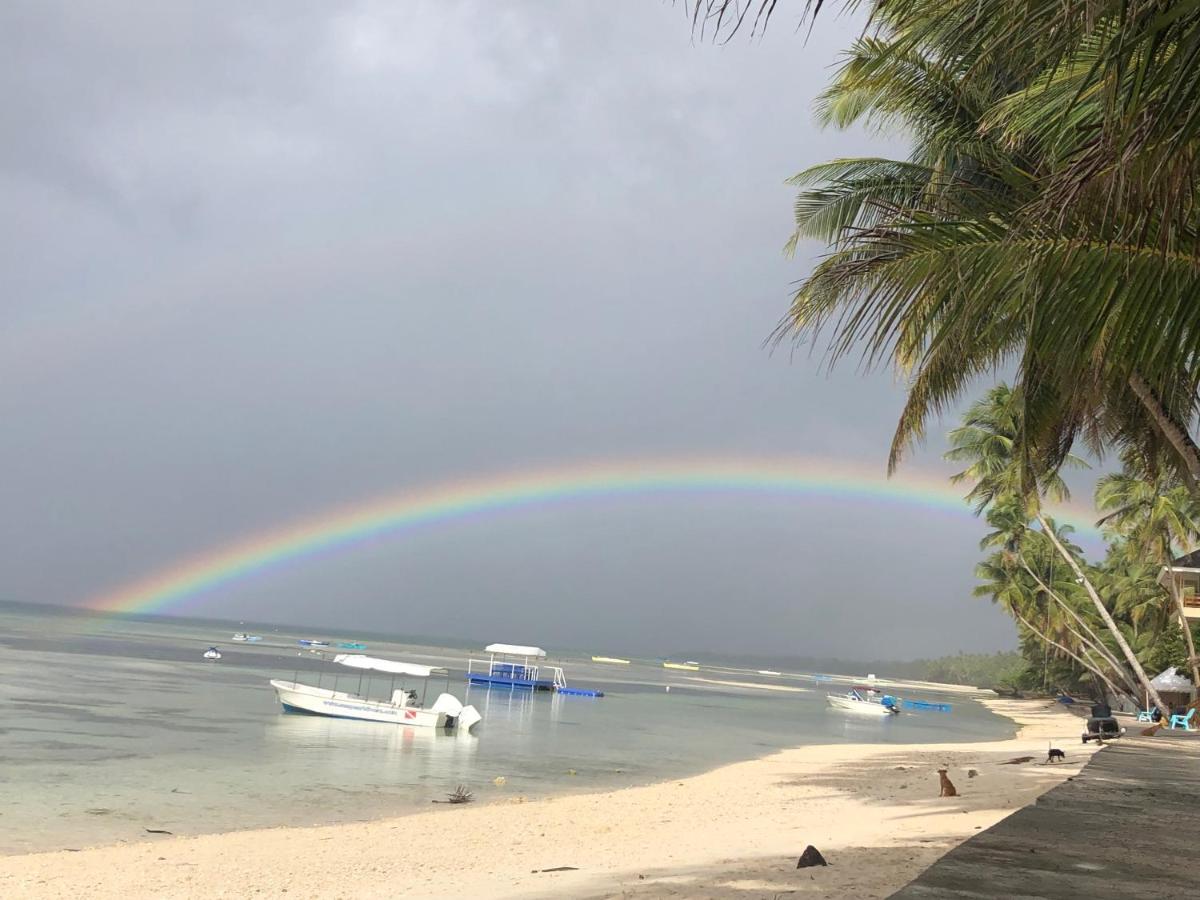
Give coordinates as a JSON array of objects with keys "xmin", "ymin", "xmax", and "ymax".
[
  {"xmin": 203, "ymin": 646, "xmax": 222, "ymax": 660},
  {"xmin": 270, "ymin": 653, "xmax": 481, "ymax": 731},
  {"xmin": 826, "ymin": 687, "xmax": 898, "ymax": 717},
  {"xmin": 232, "ymin": 633, "xmax": 263, "ymax": 642}
]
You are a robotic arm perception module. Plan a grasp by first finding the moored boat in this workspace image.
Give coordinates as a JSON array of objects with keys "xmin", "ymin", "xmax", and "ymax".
[
  {"xmin": 663, "ymin": 661, "xmax": 699, "ymax": 671},
  {"xmin": 467, "ymin": 643, "xmax": 604, "ymax": 697},
  {"xmin": 826, "ymin": 687, "xmax": 899, "ymax": 717},
  {"xmin": 591, "ymin": 656, "xmax": 630, "ymax": 665},
  {"xmin": 232, "ymin": 633, "xmax": 263, "ymax": 642},
  {"xmin": 270, "ymin": 654, "xmax": 480, "ymax": 731}
]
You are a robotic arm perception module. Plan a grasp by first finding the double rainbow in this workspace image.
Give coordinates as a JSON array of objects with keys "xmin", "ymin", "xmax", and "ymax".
[{"xmin": 87, "ymin": 456, "xmax": 1100, "ymax": 617}]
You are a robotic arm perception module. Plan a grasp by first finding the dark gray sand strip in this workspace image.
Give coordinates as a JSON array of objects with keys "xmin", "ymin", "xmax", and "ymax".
[{"xmin": 891, "ymin": 732, "xmax": 1200, "ymax": 899}]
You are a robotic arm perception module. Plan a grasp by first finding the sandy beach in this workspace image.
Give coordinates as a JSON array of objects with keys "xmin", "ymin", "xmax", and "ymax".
[{"xmin": 0, "ymin": 698, "xmax": 1096, "ymax": 899}]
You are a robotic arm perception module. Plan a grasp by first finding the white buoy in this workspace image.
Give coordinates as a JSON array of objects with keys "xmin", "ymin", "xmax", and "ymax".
[{"xmin": 665, "ymin": 685, "xmax": 671, "ymax": 692}]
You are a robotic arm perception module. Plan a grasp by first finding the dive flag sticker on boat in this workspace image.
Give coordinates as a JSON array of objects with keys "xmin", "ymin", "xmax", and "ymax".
[{"xmin": 405, "ymin": 709, "xmax": 417, "ymax": 720}]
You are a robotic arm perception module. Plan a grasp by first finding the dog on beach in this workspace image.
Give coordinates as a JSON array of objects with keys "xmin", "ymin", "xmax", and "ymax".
[
  {"xmin": 1047, "ymin": 746, "xmax": 1065, "ymax": 763},
  {"xmin": 937, "ymin": 768, "xmax": 958, "ymax": 797}
]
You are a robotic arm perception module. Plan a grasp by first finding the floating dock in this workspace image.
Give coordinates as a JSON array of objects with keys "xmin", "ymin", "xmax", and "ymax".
[
  {"xmin": 466, "ymin": 643, "xmax": 604, "ymax": 697},
  {"xmin": 902, "ymin": 699, "xmax": 953, "ymax": 713}
]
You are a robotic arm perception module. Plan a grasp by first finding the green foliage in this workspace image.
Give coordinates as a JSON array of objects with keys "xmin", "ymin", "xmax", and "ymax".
[
  {"xmin": 1141, "ymin": 623, "xmax": 1200, "ymax": 676},
  {"xmin": 773, "ymin": 1, "xmax": 1200, "ymax": 484},
  {"xmin": 886, "ymin": 651, "xmax": 1028, "ymax": 690}
]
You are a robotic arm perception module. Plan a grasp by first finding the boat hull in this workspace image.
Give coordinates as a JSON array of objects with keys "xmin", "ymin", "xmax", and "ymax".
[
  {"xmin": 270, "ymin": 680, "xmax": 448, "ymax": 727},
  {"xmin": 826, "ymin": 694, "xmax": 898, "ymax": 717}
]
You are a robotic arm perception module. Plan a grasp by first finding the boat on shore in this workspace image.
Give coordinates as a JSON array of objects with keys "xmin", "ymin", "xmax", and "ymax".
[
  {"xmin": 757, "ymin": 670, "xmax": 782, "ymax": 676},
  {"xmin": 270, "ymin": 654, "xmax": 480, "ymax": 730},
  {"xmin": 298, "ymin": 639, "xmax": 330, "ymax": 648},
  {"xmin": 232, "ymin": 633, "xmax": 263, "ymax": 642},
  {"xmin": 591, "ymin": 656, "xmax": 630, "ymax": 665},
  {"xmin": 203, "ymin": 646, "xmax": 222, "ymax": 660},
  {"xmin": 337, "ymin": 641, "xmax": 367, "ymax": 650},
  {"xmin": 663, "ymin": 661, "xmax": 699, "ymax": 671},
  {"xmin": 827, "ymin": 687, "xmax": 899, "ymax": 717}
]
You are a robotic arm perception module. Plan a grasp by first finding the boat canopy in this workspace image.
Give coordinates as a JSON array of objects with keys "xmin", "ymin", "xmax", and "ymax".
[
  {"xmin": 333, "ymin": 654, "xmax": 442, "ymax": 678},
  {"xmin": 485, "ymin": 643, "xmax": 546, "ymax": 658}
]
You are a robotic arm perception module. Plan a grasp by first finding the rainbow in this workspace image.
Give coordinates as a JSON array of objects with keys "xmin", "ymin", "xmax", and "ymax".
[{"xmin": 87, "ymin": 456, "xmax": 1101, "ymax": 617}]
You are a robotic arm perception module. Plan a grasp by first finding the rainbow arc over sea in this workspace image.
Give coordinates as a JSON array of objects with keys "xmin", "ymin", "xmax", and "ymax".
[{"xmin": 88, "ymin": 456, "xmax": 1100, "ymax": 617}]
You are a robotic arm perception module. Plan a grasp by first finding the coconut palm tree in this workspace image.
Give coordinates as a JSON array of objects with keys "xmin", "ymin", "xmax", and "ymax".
[
  {"xmin": 764, "ymin": 2, "xmax": 1200, "ymax": 487},
  {"xmin": 948, "ymin": 387, "xmax": 1167, "ymax": 710},
  {"xmin": 979, "ymin": 497, "xmax": 1140, "ymax": 696},
  {"xmin": 1096, "ymin": 465, "xmax": 1200, "ymax": 685}
]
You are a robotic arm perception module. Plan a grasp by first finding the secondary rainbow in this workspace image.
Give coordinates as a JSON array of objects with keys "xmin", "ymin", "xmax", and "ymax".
[{"xmin": 88, "ymin": 456, "xmax": 1101, "ymax": 617}]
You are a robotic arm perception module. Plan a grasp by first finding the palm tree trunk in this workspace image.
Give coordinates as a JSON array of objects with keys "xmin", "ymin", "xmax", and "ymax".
[
  {"xmin": 1018, "ymin": 556, "xmax": 1139, "ymax": 691},
  {"xmin": 1128, "ymin": 372, "xmax": 1200, "ymax": 492},
  {"xmin": 1012, "ymin": 610, "xmax": 1127, "ymax": 702},
  {"xmin": 1035, "ymin": 512, "xmax": 1168, "ymax": 713},
  {"xmin": 1164, "ymin": 560, "xmax": 1200, "ymax": 687}
]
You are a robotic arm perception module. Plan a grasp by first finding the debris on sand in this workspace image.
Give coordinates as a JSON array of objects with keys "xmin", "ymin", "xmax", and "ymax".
[{"xmin": 796, "ymin": 845, "xmax": 828, "ymax": 868}]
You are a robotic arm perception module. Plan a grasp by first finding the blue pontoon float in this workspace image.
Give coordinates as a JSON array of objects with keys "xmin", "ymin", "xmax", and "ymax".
[{"xmin": 467, "ymin": 643, "xmax": 603, "ymax": 697}]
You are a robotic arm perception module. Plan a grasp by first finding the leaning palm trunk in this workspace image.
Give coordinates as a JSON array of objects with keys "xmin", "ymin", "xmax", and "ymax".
[
  {"xmin": 1164, "ymin": 560, "xmax": 1200, "ymax": 688},
  {"xmin": 1127, "ymin": 373, "xmax": 1200, "ymax": 492},
  {"xmin": 1035, "ymin": 512, "xmax": 1168, "ymax": 713},
  {"xmin": 1018, "ymin": 557, "xmax": 1138, "ymax": 691},
  {"xmin": 1011, "ymin": 610, "xmax": 1129, "ymax": 704}
]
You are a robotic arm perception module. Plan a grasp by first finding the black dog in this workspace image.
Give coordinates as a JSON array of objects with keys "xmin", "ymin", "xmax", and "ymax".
[{"xmin": 1047, "ymin": 747, "xmax": 1066, "ymax": 763}]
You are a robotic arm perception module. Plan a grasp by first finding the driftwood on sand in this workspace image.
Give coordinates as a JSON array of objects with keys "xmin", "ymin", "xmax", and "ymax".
[{"xmin": 432, "ymin": 785, "xmax": 474, "ymax": 805}]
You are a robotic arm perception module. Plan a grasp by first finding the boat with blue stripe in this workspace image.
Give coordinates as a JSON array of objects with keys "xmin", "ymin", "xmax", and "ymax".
[{"xmin": 467, "ymin": 643, "xmax": 604, "ymax": 697}]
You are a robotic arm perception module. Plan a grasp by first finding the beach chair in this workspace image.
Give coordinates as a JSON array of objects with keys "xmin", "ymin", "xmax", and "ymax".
[
  {"xmin": 1168, "ymin": 708, "xmax": 1197, "ymax": 731},
  {"xmin": 1137, "ymin": 706, "xmax": 1158, "ymax": 723}
]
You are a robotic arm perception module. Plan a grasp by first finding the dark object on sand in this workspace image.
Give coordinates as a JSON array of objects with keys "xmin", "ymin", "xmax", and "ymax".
[
  {"xmin": 533, "ymin": 866, "xmax": 579, "ymax": 873},
  {"xmin": 145, "ymin": 828, "xmax": 173, "ymax": 835},
  {"xmin": 937, "ymin": 768, "xmax": 958, "ymax": 797},
  {"xmin": 1082, "ymin": 716, "xmax": 1124, "ymax": 743},
  {"xmin": 1001, "ymin": 756, "xmax": 1035, "ymax": 765},
  {"xmin": 1047, "ymin": 748, "xmax": 1066, "ymax": 763},
  {"xmin": 796, "ymin": 845, "xmax": 828, "ymax": 868},
  {"xmin": 967, "ymin": 769, "xmax": 979, "ymax": 779},
  {"xmin": 432, "ymin": 785, "xmax": 474, "ymax": 804}
]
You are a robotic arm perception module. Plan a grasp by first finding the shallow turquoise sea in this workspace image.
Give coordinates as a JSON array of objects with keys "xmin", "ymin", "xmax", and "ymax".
[{"xmin": 0, "ymin": 602, "xmax": 1014, "ymax": 854}]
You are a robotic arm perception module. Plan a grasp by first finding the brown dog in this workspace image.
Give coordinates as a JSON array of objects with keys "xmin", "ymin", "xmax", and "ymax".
[{"xmin": 938, "ymin": 768, "xmax": 958, "ymax": 797}]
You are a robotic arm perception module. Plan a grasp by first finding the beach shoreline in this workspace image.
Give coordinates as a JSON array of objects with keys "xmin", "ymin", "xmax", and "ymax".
[{"xmin": 0, "ymin": 697, "xmax": 1096, "ymax": 899}]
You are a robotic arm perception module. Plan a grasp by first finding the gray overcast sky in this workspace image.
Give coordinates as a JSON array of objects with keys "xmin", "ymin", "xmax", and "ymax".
[{"xmin": 0, "ymin": 1, "xmax": 1025, "ymax": 659}]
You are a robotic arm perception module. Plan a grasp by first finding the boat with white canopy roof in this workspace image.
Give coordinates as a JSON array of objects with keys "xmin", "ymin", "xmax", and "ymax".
[
  {"xmin": 270, "ymin": 653, "xmax": 481, "ymax": 730},
  {"xmin": 466, "ymin": 643, "xmax": 604, "ymax": 697}
]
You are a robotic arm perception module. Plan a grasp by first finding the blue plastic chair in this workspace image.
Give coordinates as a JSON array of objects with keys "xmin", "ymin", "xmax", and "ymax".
[
  {"xmin": 1137, "ymin": 707, "xmax": 1157, "ymax": 722},
  {"xmin": 1168, "ymin": 708, "xmax": 1197, "ymax": 730}
]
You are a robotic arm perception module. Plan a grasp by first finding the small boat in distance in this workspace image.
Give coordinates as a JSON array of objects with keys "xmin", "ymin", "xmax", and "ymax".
[
  {"xmin": 298, "ymin": 639, "xmax": 330, "ymax": 648},
  {"xmin": 757, "ymin": 670, "xmax": 782, "ymax": 676},
  {"xmin": 663, "ymin": 661, "xmax": 699, "ymax": 671},
  {"xmin": 232, "ymin": 633, "xmax": 263, "ymax": 642},
  {"xmin": 337, "ymin": 641, "xmax": 367, "ymax": 650},
  {"xmin": 203, "ymin": 647, "xmax": 222, "ymax": 660},
  {"xmin": 826, "ymin": 687, "xmax": 899, "ymax": 717},
  {"xmin": 591, "ymin": 656, "xmax": 630, "ymax": 665},
  {"xmin": 271, "ymin": 654, "xmax": 480, "ymax": 730}
]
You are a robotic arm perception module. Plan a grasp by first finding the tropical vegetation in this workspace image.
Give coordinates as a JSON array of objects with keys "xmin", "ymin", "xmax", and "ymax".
[{"xmin": 703, "ymin": 1, "xmax": 1200, "ymax": 705}]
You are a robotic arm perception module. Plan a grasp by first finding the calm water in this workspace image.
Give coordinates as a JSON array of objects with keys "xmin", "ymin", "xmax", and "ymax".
[{"xmin": 0, "ymin": 602, "xmax": 1013, "ymax": 854}]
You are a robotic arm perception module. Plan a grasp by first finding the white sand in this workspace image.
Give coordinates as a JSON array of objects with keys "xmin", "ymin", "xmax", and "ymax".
[{"xmin": 0, "ymin": 699, "xmax": 1095, "ymax": 899}]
